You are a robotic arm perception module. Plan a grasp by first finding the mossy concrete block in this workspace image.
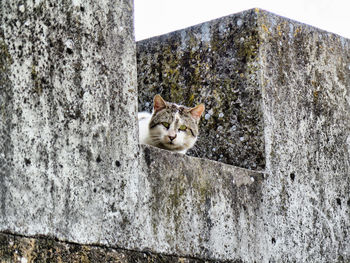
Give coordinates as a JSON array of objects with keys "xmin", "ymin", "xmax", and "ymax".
[
  {"xmin": 2, "ymin": 4, "xmax": 350, "ymax": 262},
  {"xmin": 138, "ymin": 145, "xmax": 265, "ymax": 261},
  {"xmin": 0, "ymin": 0, "xmax": 138, "ymax": 245},
  {"xmin": 137, "ymin": 9, "xmax": 350, "ymax": 261},
  {"xmin": 137, "ymin": 9, "xmax": 264, "ymax": 170},
  {"xmin": 258, "ymin": 10, "xmax": 350, "ymax": 262}
]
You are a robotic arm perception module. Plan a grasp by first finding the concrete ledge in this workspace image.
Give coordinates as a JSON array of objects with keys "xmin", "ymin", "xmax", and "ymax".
[
  {"xmin": 0, "ymin": 142, "xmax": 265, "ymax": 262},
  {"xmin": 137, "ymin": 145, "xmax": 266, "ymax": 259}
]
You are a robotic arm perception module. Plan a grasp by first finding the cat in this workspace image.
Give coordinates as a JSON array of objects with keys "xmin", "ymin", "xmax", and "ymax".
[{"xmin": 138, "ymin": 94, "xmax": 205, "ymax": 154}]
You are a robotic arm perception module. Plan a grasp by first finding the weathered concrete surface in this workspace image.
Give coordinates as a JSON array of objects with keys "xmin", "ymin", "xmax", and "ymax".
[
  {"xmin": 0, "ymin": 0, "xmax": 138, "ymax": 246},
  {"xmin": 0, "ymin": 140, "xmax": 264, "ymax": 262},
  {"xmin": 1, "ymin": 1, "xmax": 266, "ymax": 261},
  {"xmin": 137, "ymin": 9, "xmax": 350, "ymax": 262},
  {"xmin": 257, "ymin": 10, "xmax": 350, "ymax": 262},
  {"xmin": 137, "ymin": 145, "xmax": 265, "ymax": 261},
  {"xmin": 137, "ymin": 9, "xmax": 264, "ymax": 170},
  {"xmin": 0, "ymin": 232, "xmax": 222, "ymax": 263},
  {"xmin": 2, "ymin": 4, "xmax": 350, "ymax": 263}
]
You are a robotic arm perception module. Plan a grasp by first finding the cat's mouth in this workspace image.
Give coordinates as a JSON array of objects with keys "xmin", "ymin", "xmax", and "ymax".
[
  {"xmin": 164, "ymin": 138, "xmax": 175, "ymax": 145},
  {"xmin": 160, "ymin": 140, "xmax": 184, "ymax": 151},
  {"xmin": 164, "ymin": 141, "xmax": 177, "ymax": 148}
]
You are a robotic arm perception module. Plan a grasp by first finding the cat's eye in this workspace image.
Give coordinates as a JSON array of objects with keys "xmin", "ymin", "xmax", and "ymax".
[
  {"xmin": 179, "ymin": 125, "xmax": 187, "ymax": 131},
  {"xmin": 162, "ymin": 122, "xmax": 170, "ymax": 129}
]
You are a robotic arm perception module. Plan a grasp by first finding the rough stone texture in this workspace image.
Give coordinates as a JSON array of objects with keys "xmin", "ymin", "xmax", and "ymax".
[
  {"xmin": 137, "ymin": 9, "xmax": 264, "ymax": 170},
  {"xmin": 2, "ymin": 4, "xmax": 350, "ymax": 263},
  {"xmin": 0, "ymin": 232, "xmax": 223, "ymax": 263},
  {"xmin": 137, "ymin": 145, "xmax": 265, "ymax": 261},
  {"xmin": 1, "ymin": 2, "xmax": 265, "ymax": 261},
  {"xmin": 137, "ymin": 9, "xmax": 350, "ymax": 262},
  {"xmin": 0, "ymin": 0, "xmax": 139, "ymax": 246},
  {"xmin": 258, "ymin": 10, "xmax": 350, "ymax": 262},
  {"xmin": 0, "ymin": 144, "xmax": 263, "ymax": 262}
]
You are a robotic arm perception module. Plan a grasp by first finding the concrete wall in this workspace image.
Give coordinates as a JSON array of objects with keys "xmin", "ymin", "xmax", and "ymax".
[
  {"xmin": 137, "ymin": 9, "xmax": 350, "ymax": 262},
  {"xmin": 1, "ymin": 3, "xmax": 350, "ymax": 263},
  {"xmin": 1, "ymin": 4, "xmax": 263, "ymax": 260},
  {"xmin": 137, "ymin": 145, "xmax": 265, "ymax": 260},
  {"xmin": 137, "ymin": 9, "xmax": 265, "ymax": 170},
  {"xmin": 0, "ymin": 0, "xmax": 139, "ymax": 246},
  {"xmin": 258, "ymin": 11, "xmax": 350, "ymax": 262}
]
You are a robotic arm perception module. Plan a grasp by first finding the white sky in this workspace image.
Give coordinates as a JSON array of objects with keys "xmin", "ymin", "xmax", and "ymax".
[{"xmin": 134, "ymin": 0, "xmax": 350, "ymax": 41}]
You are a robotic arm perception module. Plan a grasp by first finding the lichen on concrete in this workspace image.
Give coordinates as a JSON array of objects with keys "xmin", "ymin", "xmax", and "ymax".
[
  {"xmin": 0, "ymin": 0, "xmax": 138, "ymax": 246},
  {"xmin": 137, "ymin": 145, "xmax": 265, "ymax": 261},
  {"xmin": 2, "ymin": 3, "xmax": 350, "ymax": 262},
  {"xmin": 137, "ymin": 9, "xmax": 265, "ymax": 170},
  {"xmin": 257, "ymin": 10, "xmax": 350, "ymax": 262},
  {"xmin": 137, "ymin": 8, "xmax": 350, "ymax": 262}
]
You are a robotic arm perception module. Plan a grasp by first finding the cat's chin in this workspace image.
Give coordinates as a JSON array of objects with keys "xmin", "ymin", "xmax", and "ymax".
[{"xmin": 161, "ymin": 142, "xmax": 184, "ymax": 151}]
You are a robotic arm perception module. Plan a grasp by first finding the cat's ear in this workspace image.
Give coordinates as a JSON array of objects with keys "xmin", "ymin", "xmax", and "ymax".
[
  {"xmin": 190, "ymin": 104, "xmax": 205, "ymax": 121},
  {"xmin": 153, "ymin": 94, "xmax": 167, "ymax": 112}
]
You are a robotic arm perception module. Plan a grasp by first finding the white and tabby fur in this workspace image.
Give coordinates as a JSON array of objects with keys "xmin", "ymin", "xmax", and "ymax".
[{"xmin": 138, "ymin": 94, "xmax": 205, "ymax": 154}]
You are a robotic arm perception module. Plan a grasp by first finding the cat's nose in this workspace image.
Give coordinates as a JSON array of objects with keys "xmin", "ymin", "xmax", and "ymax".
[{"xmin": 168, "ymin": 134, "xmax": 177, "ymax": 141}]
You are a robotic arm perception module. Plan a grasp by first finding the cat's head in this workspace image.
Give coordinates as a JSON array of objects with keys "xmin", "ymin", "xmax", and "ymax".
[{"xmin": 149, "ymin": 94, "xmax": 205, "ymax": 153}]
